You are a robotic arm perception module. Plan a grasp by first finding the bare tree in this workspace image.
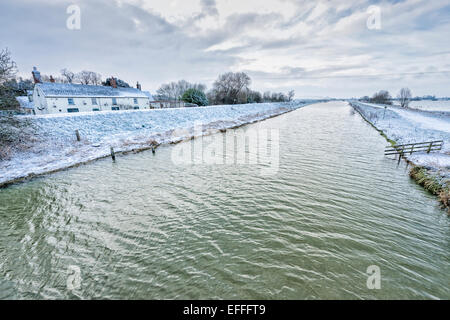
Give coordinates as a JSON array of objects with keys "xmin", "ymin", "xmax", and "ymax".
[
  {"xmin": 288, "ymin": 90, "xmax": 295, "ymax": 101},
  {"xmin": 156, "ymin": 82, "xmax": 178, "ymax": 100},
  {"xmin": 77, "ymin": 70, "xmax": 92, "ymax": 85},
  {"xmin": 89, "ymin": 72, "xmax": 102, "ymax": 85},
  {"xmin": 210, "ymin": 72, "xmax": 251, "ymax": 105},
  {"xmin": 0, "ymin": 48, "xmax": 17, "ymax": 84},
  {"xmin": 77, "ymin": 70, "xmax": 102, "ymax": 85},
  {"xmin": 263, "ymin": 91, "xmax": 271, "ymax": 102},
  {"xmin": 398, "ymin": 87, "xmax": 412, "ymax": 108},
  {"xmin": 60, "ymin": 68, "xmax": 75, "ymax": 83},
  {"xmin": 370, "ymin": 90, "xmax": 392, "ymax": 105},
  {"xmin": 156, "ymin": 80, "xmax": 206, "ymax": 101}
]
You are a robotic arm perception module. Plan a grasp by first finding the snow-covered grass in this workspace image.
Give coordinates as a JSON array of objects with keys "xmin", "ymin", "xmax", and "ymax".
[
  {"xmin": 351, "ymin": 101, "xmax": 450, "ymax": 210},
  {"xmin": 0, "ymin": 101, "xmax": 315, "ymax": 186},
  {"xmin": 393, "ymin": 100, "xmax": 450, "ymax": 112},
  {"xmin": 351, "ymin": 102, "xmax": 450, "ymax": 157},
  {"xmin": 351, "ymin": 101, "xmax": 450, "ymax": 192}
]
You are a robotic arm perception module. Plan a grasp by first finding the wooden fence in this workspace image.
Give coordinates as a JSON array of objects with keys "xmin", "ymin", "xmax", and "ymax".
[{"xmin": 385, "ymin": 140, "xmax": 443, "ymax": 164}]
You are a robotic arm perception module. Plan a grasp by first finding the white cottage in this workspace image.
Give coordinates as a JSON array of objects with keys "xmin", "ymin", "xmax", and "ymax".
[{"xmin": 31, "ymin": 82, "xmax": 155, "ymax": 115}]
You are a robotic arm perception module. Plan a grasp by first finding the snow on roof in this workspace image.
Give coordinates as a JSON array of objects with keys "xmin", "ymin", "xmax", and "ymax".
[
  {"xmin": 142, "ymin": 91, "xmax": 154, "ymax": 100},
  {"xmin": 35, "ymin": 82, "xmax": 153, "ymax": 98},
  {"xmin": 16, "ymin": 96, "xmax": 35, "ymax": 109}
]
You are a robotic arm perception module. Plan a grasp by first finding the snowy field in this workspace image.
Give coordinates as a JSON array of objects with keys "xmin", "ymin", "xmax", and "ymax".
[
  {"xmin": 392, "ymin": 100, "xmax": 450, "ymax": 112},
  {"xmin": 351, "ymin": 101, "xmax": 450, "ymax": 171},
  {"xmin": 0, "ymin": 101, "xmax": 315, "ymax": 186}
]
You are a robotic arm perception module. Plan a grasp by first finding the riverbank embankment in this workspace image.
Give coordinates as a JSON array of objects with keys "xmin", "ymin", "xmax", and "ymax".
[
  {"xmin": 0, "ymin": 101, "xmax": 317, "ymax": 187},
  {"xmin": 349, "ymin": 101, "xmax": 450, "ymax": 211}
]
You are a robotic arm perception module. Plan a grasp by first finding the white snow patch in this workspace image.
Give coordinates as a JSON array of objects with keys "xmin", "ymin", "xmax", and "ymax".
[
  {"xmin": 351, "ymin": 101, "xmax": 450, "ymax": 170},
  {"xmin": 408, "ymin": 153, "xmax": 450, "ymax": 169},
  {"xmin": 0, "ymin": 101, "xmax": 315, "ymax": 185}
]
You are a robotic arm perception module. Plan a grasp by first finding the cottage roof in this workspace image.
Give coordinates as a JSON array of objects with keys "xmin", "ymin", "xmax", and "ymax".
[
  {"xmin": 35, "ymin": 82, "xmax": 153, "ymax": 99},
  {"xmin": 16, "ymin": 96, "xmax": 35, "ymax": 109}
]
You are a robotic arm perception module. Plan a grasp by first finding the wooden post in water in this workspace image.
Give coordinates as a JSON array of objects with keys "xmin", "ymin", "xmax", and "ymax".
[
  {"xmin": 75, "ymin": 130, "xmax": 81, "ymax": 142},
  {"xmin": 110, "ymin": 147, "xmax": 116, "ymax": 162}
]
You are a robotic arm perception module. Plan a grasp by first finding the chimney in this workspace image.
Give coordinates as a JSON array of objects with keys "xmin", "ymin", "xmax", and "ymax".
[
  {"xmin": 32, "ymin": 66, "xmax": 42, "ymax": 84},
  {"xmin": 111, "ymin": 77, "xmax": 117, "ymax": 88},
  {"xmin": 50, "ymin": 75, "xmax": 55, "ymax": 83},
  {"xmin": 136, "ymin": 81, "xmax": 141, "ymax": 91}
]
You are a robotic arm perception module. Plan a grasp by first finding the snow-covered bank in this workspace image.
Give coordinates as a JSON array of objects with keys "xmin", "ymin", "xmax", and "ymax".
[
  {"xmin": 0, "ymin": 101, "xmax": 315, "ymax": 186},
  {"xmin": 350, "ymin": 102, "xmax": 450, "ymax": 168},
  {"xmin": 393, "ymin": 100, "xmax": 450, "ymax": 112},
  {"xmin": 350, "ymin": 101, "xmax": 450, "ymax": 210}
]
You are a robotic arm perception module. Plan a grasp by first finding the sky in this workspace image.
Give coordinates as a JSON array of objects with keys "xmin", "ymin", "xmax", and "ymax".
[{"xmin": 1, "ymin": 0, "xmax": 449, "ymax": 98}]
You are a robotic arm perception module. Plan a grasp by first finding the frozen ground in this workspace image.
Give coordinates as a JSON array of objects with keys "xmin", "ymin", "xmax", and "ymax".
[
  {"xmin": 392, "ymin": 100, "xmax": 450, "ymax": 112},
  {"xmin": 0, "ymin": 101, "xmax": 315, "ymax": 186},
  {"xmin": 350, "ymin": 101, "xmax": 450, "ymax": 173}
]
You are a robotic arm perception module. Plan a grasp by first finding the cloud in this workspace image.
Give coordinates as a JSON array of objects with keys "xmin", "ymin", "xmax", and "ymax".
[
  {"xmin": 200, "ymin": 0, "xmax": 218, "ymax": 16},
  {"xmin": 0, "ymin": 0, "xmax": 449, "ymax": 98}
]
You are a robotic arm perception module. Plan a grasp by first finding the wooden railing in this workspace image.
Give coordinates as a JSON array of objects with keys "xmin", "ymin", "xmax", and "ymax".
[{"xmin": 385, "ymin": 140, "xmax": 443, "ymax": 164}]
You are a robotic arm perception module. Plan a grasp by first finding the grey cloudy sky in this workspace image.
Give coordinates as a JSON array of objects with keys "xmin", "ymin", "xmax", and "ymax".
[{"xmin": 1, "ymin": 0, "xmax": 449, "ymax": 98}]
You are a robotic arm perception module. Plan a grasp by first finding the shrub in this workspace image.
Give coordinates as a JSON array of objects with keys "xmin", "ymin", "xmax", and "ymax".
[{"xmin": 181, "ymin": 88, "xmax": 208, "ymax": 106}]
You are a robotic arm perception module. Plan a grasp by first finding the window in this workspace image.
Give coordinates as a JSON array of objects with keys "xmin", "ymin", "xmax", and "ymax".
[
  {"xmin": 112, "ymin": 98, "xmax": 117, "ymax": 105},
  {"xmin": 133, "ymin": 106, "xmax": 139, "ymax": 110},
  {"xmin": 92, "ymin": 98, "xmax": 98, "ymax": 105},
  {"xmin": 111, "ymin": 106, "xmax": 119, "ymax": 111},
  {"xmin": 68, "ymin": 98, "xmax": 75, "ymax": 105},
  {"xmin": 133, "ymin": 98, "xmax": 138, "ymax": 104},
  {"xmin": 67, "ymin": 108, "xmax": 79, "ymax": 113},
  {"xmin": 92, "ymin": 108, "xmax": 100, "ymax": 112}
]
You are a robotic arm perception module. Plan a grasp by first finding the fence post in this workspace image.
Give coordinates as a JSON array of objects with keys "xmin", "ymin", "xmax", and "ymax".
[
  {"xmin": 410, "ymin": 145, "xmax": 414, "ymax": 155},
  {"xmin": 398, "ymin": 147, "xmax": 404, "ymax": 165},
  {"xmin": 427, "ymin": 142, "xmax": 432, "ymax": 153},
  {"xmin": 75, "ymin": 130, "xmax": 80, "ymax": 142},
  {"xmin": 110, "ymin": 147, "xmax": 116, "ymax": 162}
]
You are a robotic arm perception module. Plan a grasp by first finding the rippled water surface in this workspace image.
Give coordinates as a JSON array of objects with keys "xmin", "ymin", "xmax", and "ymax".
[{"xmin": 0, "ymin": 102, "xmax": 449, "ymax": 299}]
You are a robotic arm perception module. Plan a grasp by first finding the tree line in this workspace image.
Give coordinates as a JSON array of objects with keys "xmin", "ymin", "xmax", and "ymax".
[
  {"xmin": 1, "ymin": 47, "xmax": 296, "ymax": 110},
  {"xmin": 156, "ymin": 72, "xmax": 295, "ymax": 107},
  {"xmin": 359, "ymin": 87, "xmax": 412, "ymax": 108}
]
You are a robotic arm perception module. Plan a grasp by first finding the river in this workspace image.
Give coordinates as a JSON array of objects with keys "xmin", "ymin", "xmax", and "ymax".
[{"xmin": 0, "ymin": 101, "xmax": 448, "ymax": 299}]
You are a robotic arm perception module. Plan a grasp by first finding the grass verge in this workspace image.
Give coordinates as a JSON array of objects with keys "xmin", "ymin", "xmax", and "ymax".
[{"xmin": 409, "ymin": 166, "xmax": 449, "ymax": 212}]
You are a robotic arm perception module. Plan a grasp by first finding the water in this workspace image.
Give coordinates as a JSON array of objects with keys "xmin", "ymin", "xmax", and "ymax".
[{"xmin": 0, "ymin": 102, "xmax": 448, "ymax": 299}]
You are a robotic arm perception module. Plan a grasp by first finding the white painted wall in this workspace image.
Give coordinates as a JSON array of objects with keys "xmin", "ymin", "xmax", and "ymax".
[{"xmin": 33, "ymin": 95, "xmax": 152, "ymax": 114}]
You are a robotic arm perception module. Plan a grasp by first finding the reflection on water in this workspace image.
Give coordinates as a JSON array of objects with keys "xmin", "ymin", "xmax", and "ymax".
[{"xmin": 0, "ymin": 102, "xmax": 448, "ymax": 299}]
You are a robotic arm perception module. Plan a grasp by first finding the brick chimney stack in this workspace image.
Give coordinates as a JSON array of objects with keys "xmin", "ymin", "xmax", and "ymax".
[
  {"xmin": 111, "ymin": 77, "xmax": 117, "ymax": 88},
  {"xmin": 50, "ymin": 75, "xmax": 55, "ymax": 83},
  {"xmin": 32, "ymin": 67, "xmax": 42, "ymax": 84},
  {"xmin": 136, "ymin": 81, "xmax": 141, "ymax": 91}
]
